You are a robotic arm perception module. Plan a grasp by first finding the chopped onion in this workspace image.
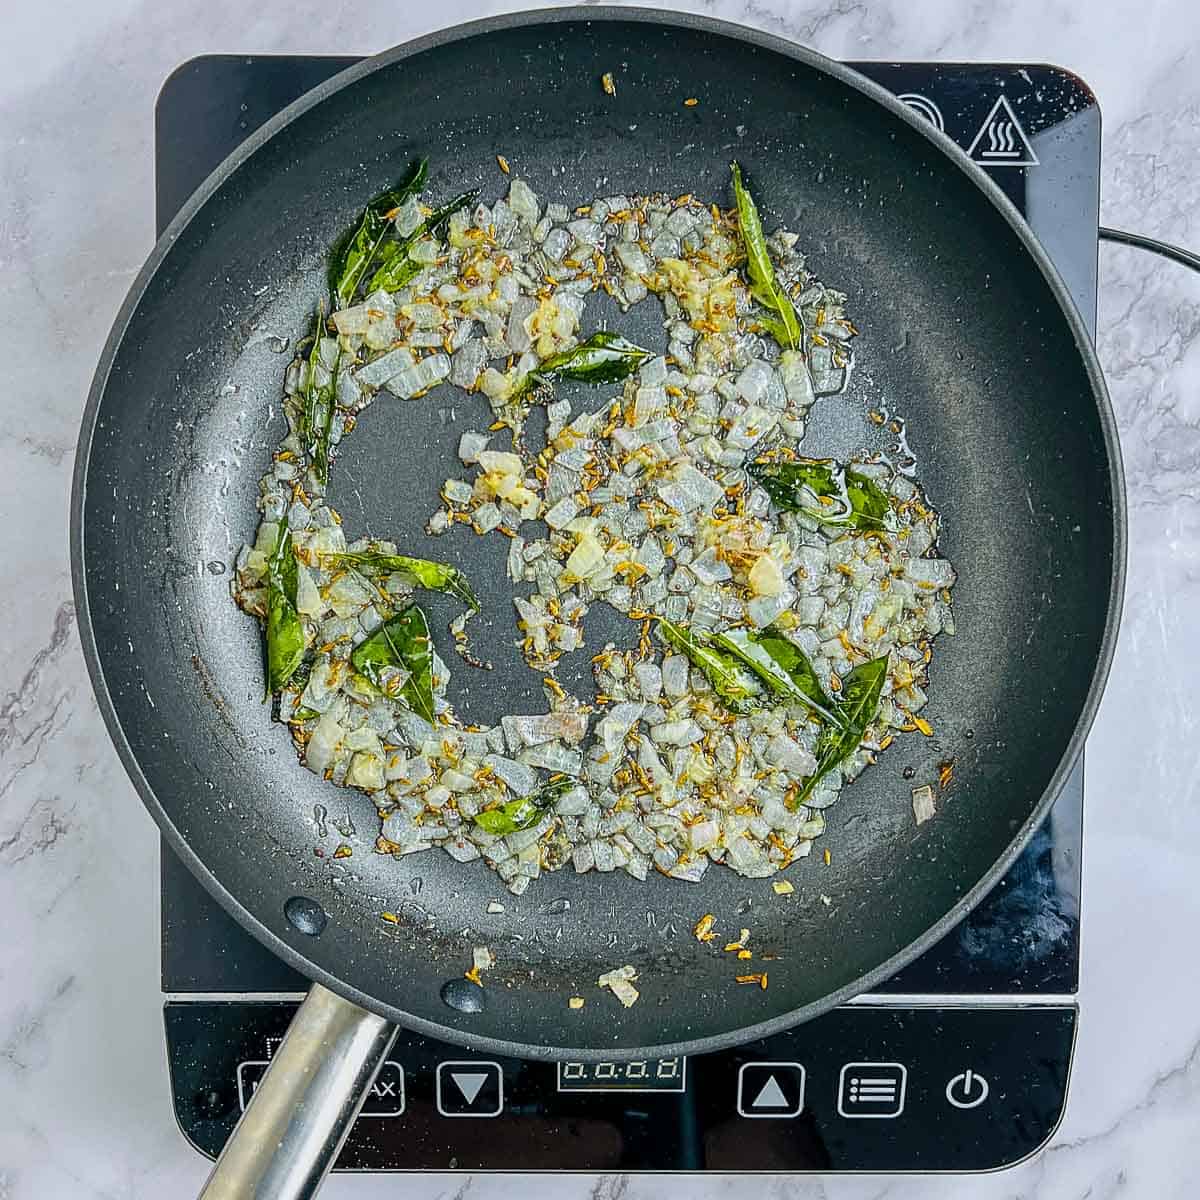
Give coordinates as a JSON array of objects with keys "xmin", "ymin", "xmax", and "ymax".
[{"xmin": 233, "ymin": 175, "xmax": 958, "ymax": 901}]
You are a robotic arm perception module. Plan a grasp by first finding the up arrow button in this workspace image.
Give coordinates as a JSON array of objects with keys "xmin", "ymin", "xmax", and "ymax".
[
  {"xmin": 752, "ymin": 1076, "xmax": 790, "ymax": 1109},
  {"xmin": 737, "ymin": 1062, "xmax": 807, "ymax": 1119}
]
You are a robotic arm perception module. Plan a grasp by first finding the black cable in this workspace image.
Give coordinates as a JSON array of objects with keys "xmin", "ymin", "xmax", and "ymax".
[{"xmin": 1099, "ymin": 226, "xmax": 1200, "ymax": 274}]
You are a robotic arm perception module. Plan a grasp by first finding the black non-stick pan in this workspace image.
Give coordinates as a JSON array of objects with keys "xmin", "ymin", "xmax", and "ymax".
[{"xmin": 71, "ymin": 8, "xmax": 1123, "ymax": 1196}]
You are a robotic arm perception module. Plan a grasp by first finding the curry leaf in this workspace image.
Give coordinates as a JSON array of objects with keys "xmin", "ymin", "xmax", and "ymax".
[
  {"xmin": 312, "ymin": 347, "xmax": 340, "ymax": 486},
  {"xmin": 350, "ymin": 603, "xmax": 435, "ymax": 722},
  {"xmin": 422, "ymin": 188, "xmax": 481, "ymax": 239},
  {"xmin": 473, "ymin": 777, "xmax": 575, "ymax": 836},
  {"xmin": 296, "ymin": 311, "xmax": 323, "ymax": 446},
  {"xmin": 534, "ymin": 331, "xmax": 653, "ymax": 386},
  {"xmin": 793, "ymin": 656, "xmax": 889, "ymax": 807},
  {"xmin": 748, "ymin": 459, "xmax": 837, "ymax": 508},
  {"xmin": 713, "ymin": 628, "xmax": 842, "ymax": 726},
  {"xmin": 509, "ymin": 330, "xmax": 654, "ymax": 410},
  {"xmin": 329, "ymin": 158, "xmax": 429, "ymax": 307},
  {"xmin": 327, "ymin": 551, "xmax": 478, "ymax": 611},
  {"xmin": 265, "ymin": 517, "xmax": 306, "ymax": 695},
  {"xmin": 844, "ymin": 470, "xmax": 893, "ymax": 530},
  {"xmin": 367, "ymin": 188, "xmax": 480, "ymax": 293},
  {"xmin": 731, "ymin": 161, "xmax": 802, "ymax": 350},
  {"xmin": 300, "ymin": 308, "xmax": 341, "ymax": 486},
  {"xmin": 756, "ymin": 314, "xmax": 794, "ymax": 346},
  {"xmin": 655, "ymin": 617, "xmax": 762, "ymax": 715},
  {"xmin": 747, "ymin": 458, "xmax": 895, "ymax": 532},
  {"xmin": 367, "ymin": 253, "xmax": 422, "ymax": 296}
]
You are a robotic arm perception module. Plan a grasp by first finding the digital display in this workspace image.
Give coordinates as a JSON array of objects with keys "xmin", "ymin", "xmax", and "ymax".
[{"xmin": 557, "ymin": 1057, "xmax": 687, "ymax": 1093}]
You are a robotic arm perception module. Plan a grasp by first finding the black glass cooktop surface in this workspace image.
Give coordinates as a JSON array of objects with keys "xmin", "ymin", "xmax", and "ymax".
[{"xmin": 158, "ymin": 53, "xmax": 1096, "ymax": 1173}]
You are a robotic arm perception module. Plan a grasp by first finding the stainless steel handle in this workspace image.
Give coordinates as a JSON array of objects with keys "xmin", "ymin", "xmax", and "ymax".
[{"xmin": 198, "ymin": 983, "xmax": 397, "ymax": 1200}]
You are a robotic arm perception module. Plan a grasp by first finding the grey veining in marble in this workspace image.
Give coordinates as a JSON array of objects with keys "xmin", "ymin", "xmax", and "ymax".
[{"xmin": 3, "ymin": 1, "xmax": 1200, "ymax": 1197}]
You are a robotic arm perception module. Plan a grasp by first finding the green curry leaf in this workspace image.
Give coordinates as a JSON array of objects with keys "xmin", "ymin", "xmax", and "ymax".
[
  {"xmin": 731, "ymin": 162, "xmax": 802, "ymax": 350},
  {"xmin": 472, "ymin": 777, "xmax": 575, "ymax": 836},
  {"xmin": 844, "ymin": 470, "xmax": 893, "ymax": 530},
  {"xmin": 793, "ymin": 656, "xmax": 889, "ymax": 807},
  {"xmin": 367, "ymin": 188, "xmax": 480, "ymax": 293},
  {"xmin": 747, "ymin": 458, "xmax": 895, "ymax": 532},
  {"xmin": 655, "ymin": 617, "xmax": 763, "ymax": 715},
  {"xmin": 507, "ymin": 330, "xmax": 654, "ymax": 424},
  {"xmin": 265, "ymin": 517, "xmax": 306, "ymax": 695},
  {"xmin": 299, "ymin": 308, "xmax": 341, "ymax": 486},
  {"xmin": 713, "ymin": 628, "xmax": 842, "ymax": 726},
  {"xmin": 327, "ymin": 551, "xmax": 479, "ymax": 612},
  {"xmin": 329, "ymin": 158, "xmax": 429, "ymax": 307},
  {"xmin": 533, "ymin": 331, "xmax": 653, "ymax": 386},
  {"xmin": 350, "ymin": 603, "xmax": 435, "ymax": 722},
  {"xmin": 366, "ymin": 253, "xmax": 422, "ymax": 296}
]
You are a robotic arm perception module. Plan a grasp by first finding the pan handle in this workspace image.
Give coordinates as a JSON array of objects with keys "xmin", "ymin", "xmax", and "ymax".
[{"xmin": 198, "ymin": 983, "xmax": 397, "ymax": 1200}]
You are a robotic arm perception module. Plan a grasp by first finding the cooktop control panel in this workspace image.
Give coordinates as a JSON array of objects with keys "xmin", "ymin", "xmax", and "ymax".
[{"xmin": 167, "ymin": 1001, "xmax": 1074, "ymax": 1171}]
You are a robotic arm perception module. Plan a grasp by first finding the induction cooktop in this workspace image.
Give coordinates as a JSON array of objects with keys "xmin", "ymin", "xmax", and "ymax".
[{"xmin": 157, "ymin": 52, "xmax": 1096, "ymax": 1173}]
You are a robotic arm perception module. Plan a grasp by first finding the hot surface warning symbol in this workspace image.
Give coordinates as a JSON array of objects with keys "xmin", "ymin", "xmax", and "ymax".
[{"xmin": 966, "ymin": 94, "xmax": 1038, "ymax": 167}]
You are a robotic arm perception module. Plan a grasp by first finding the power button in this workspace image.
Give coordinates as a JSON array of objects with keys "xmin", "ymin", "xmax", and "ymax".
[{"xmin": 945, "ymin": 1068, "xmax": 990, "ymax": 1110}]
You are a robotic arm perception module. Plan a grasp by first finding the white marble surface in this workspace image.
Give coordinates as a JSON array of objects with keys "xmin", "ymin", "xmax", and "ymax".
[{"xmin": 3, "ymin": 0, "xmax": 1200, "ymax": 1196}]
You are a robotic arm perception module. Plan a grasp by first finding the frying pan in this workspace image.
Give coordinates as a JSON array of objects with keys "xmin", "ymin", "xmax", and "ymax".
[{"xmin": 71, "ymin": 7, "xmax": 1123, "ymax": 1197}]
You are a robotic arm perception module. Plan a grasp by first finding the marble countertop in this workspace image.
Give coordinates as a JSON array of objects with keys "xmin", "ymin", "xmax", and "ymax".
[{"xmin": 3, "ymin": 0, "xmax": 1200, "ymax": 1196}]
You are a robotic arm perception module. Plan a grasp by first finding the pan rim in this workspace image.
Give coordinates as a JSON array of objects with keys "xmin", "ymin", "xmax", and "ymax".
[{"xmin": 71, "ymin": 5, "xmax": 1125, "ymax": 1060}]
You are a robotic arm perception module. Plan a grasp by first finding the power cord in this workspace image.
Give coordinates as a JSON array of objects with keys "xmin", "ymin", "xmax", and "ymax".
[{"xmin": 1099, "ymin": 226, "xmax": 1200, "ymax": 274}]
